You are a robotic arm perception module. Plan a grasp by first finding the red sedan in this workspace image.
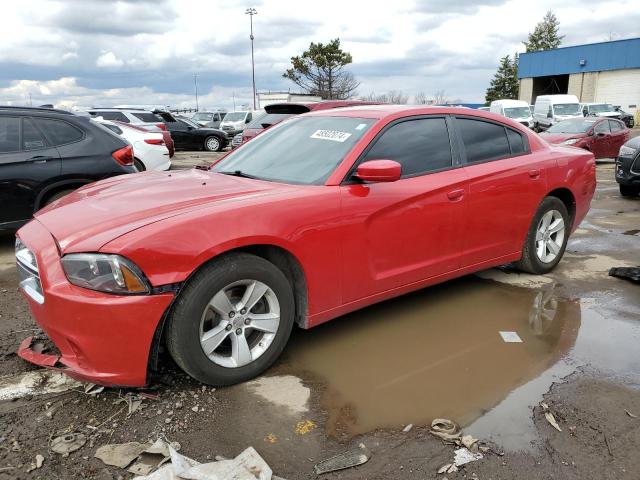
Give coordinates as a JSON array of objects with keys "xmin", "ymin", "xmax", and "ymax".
[
  {"xmin": 15, "ymin": 106, "xmax": 596, "ymax": 387},
  {"xmin": 539, "ymin": 117, "xmax": 629, "ymax": 159}
]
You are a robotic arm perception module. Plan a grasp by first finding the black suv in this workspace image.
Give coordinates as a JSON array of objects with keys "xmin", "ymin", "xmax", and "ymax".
[
  {"xmin": 0, "ymin": 106, "xmax": 135, "ymax": 230},
  {"xmin": 615, "ymin": 136, "xmax": 640, "ymax": 197}
]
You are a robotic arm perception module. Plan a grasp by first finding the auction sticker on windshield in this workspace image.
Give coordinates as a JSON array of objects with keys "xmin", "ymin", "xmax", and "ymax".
[{"xmin": 310, "ymin": 130, "xmax": 352, "ymax": 142}]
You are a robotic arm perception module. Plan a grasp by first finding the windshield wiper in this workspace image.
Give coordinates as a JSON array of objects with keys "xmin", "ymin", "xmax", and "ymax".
[{"xmin": 217, "ymin": 170, "xmax": 261, "ymax": 180}]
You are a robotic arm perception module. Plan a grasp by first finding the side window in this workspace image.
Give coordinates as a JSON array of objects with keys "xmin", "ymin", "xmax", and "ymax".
[
  {"xmin": 609, "ymin": 120, "xmax": 623, "ymax": 132},
  {"xmin": 94, "ymin": 111, "xmax": 129, "ymax": 123},
  {"xmin": 362, "ymin": 118, "xmax": 452, "ymax": 177},
  {"xmin": 457, "ymin": 118, "xmax": 511, "ymax": 163},
  {"xmin": 0, "ymin": 116, "xmax": 20, "ymax": 153},
  {"xmin": 22, "ymin": 118, "xmax": 47, "ymax": 150},
  {"xmin": 33, "ymin": 118, "xmax": 84, "ymax": 146},
  {"xmin": 594, "ymin": 121, "xmax": 610, "ymax": 134},
  {"xmin": 506, "ymin": 128, "xmax": 527, "ymax": 155}
]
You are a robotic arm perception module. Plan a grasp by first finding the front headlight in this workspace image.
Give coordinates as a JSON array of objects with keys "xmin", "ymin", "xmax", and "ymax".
[
  {"xmin": 61, "ymin": 253, "xmax": 150, "ymax": 294},
  {"xmin": 15, "ymin": 237, "xmax": 38, "ymax": 273},
  {"xmin": 562, "ymin": 138, "xmax": 579, "ymax": 145},
  {"xmin": 619, "ymin": 145, "xmax": 636, "ymax": 157}
]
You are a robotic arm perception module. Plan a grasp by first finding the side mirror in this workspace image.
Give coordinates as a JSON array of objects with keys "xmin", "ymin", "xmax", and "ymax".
[{"xmin": 355, "ymin": 160, "xmax": 401, "ymax": 183}]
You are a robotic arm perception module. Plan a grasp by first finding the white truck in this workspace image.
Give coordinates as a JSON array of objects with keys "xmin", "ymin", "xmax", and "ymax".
[
  {"xmin": 532, "ymin": 94, "xmax": 582, "ymax": 131},
  {"xmin": 489, "ymin": 99, "xmax": 534, "ymax": 128}
]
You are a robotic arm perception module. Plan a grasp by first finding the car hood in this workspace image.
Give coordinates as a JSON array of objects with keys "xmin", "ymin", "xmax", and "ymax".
[
  {"xmin": 34, "ymin": 169, "xmax": 284, "ymax": 253},
  {"xmin": 539, "ymin": 132, "xmax": 586, "ymax": 144}
]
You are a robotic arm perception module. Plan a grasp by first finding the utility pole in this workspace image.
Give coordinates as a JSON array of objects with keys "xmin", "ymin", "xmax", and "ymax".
[
  {"xmin": 28, "ymin": 93, "xmax": 32, "ymax": 106},
  {"xmin": 193, "ymin": 73, "xmax": 199, "ymax": 112},
  {"xmin": 245, "ymin": 7, "xmax": 257, "ymax": 110}
]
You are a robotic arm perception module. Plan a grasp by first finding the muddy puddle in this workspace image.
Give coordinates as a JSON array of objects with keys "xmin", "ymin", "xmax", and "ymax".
[{"xmin": 280, "ymin": 276, "xmax": 640, "ymax": 450}]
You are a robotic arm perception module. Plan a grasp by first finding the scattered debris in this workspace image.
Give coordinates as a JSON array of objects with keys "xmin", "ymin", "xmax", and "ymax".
[
  {"xmin": 84, "ymin": 383, "xmax": 105, "ymax": 396},
  {"xmin": 314, "ymin": 447, "xmax": 369, "ymax": 474},
  {"xmin": 402, "ymin": 423, "xmax": 414, "ymax": 433},
  {"xmin": 499, "ymin": 331, "xmax": 523, "ymax": 343},
  {"xmin": 541, "ymin": 403, "xmax": 562, "ymax": 432},
  {"xmin": 95, "ymin": 442, "xmax": 149, "ymax": 469},
  {"xmin": 438, "ymin": 463, "xmax": 458, "ymax": 474},
  {"xmin": 50, "ymin": 433, "xmax": 87, "ymax": 455},
  {"xmin": 128, "ymin": 439, "xmax": 173, "ymax": 475},
  {"xmin": 453, "ymin": 447, "xmax": 483, "ymax": 466},
  {"xmin": 114, "ymin": 395, "xmax": 144, "ymax": 416},
  {"xmin": 26, "ymin": 454, "xmax": 45, "ymax": 472},
  {"xmin": 265, "ymin": 433, "xmax": 277, "ymax": 444},
  {"xmin": 624, "ymin": 409, "xmax": 638, "ymax": 419},
  {"xmin": 460, "ymin": 435, "xmax": 479, "ymax": 453},
  {"xmin": 295, "ymin": 419, "xmax": 317, "ymax": 435},
  {"xmin": 609, "ymin": 266, "xmax": 640, "ymax": 284},
  {"xmin": 430, "ymin": 418, "xmax": 461, "ymax": 440},
  {"xmin": 0, "ymin": 370, "xmax": 81, "ymax": 401}
]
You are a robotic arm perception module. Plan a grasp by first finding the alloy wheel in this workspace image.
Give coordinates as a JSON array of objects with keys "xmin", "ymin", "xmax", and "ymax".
[
  {"xmin": 199, "ymin": 279, "xmax": 280, "ymax": 368},
  {"xmin": 206, "ymin": 137, "xmax": 220, "ymax": 151},
  {"xmin": 535, "ymin": 210, "xmax": 565, "ymax": 263}
]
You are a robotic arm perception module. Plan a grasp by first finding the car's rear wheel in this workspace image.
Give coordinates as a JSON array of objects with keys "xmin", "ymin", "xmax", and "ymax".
[
  {"xmin": 166, "ymin": 253, "xmax": 295, "ymax": 386},
  {"xmin": 619, "ymin": 184, "xmax": 640, "ymax": 197},
  {"xmin": 204, "ymin": 136, "xmax": 222, "ymax": 152},
  {"xmin": 515, "ymin": 196, "xmax": 570, "ymax": 274},
  {"xmin": 134, "ymin": 158, "xmax": 145, "ymax": 172}
]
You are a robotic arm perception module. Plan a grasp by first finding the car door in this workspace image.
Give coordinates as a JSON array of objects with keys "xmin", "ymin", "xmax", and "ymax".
[
  {"xmin": 0, "ymin": 116, "xmax": 61, "ymax": 226},
  {"xmin": 167, "ymin": 120, "xmax": 191, "ymax": 149},
  {"xmin": 590, "ymin": 120, "xmax": 611, "ymax": 158},
  {"xmin": 339, "ymin": 116, "xmax": 468, "ymax": 302},
  {"xmin": 608, "ymin": 120, "xmax": 628, "ymax": 157},
  {"xmin": 454, "ymin": 116, "xmax": 552, "ymax": 266}
]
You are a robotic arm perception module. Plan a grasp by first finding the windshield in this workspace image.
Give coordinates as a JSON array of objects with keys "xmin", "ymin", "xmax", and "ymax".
[
  {"xmin": 547, "ymin": 118, "xmax": 598, "ymax": 133},
  {"xmin": 212, "ymin": 116, "xmax": 374, "ymax": 185},
  {"xmin": 503, "ymin": 107, "xmax": 531, "ymax": 119},
  {"xmin": 247, "ymin": 113, "xmax": 293, "ymax": 129},
  {"xmin": 192, "ymin": 113, "xmax": 212, "ymax": 121},
  {"xmin": 553, "ymin": 103, "xmax": 581, "ymax": 116},
  {"xmin": 589, "ymin": 103, "xmax": 614, "ymax": 113},
  {"xmin": 223, "ymin": 112, "xmax": 248, "ymax": 122}
]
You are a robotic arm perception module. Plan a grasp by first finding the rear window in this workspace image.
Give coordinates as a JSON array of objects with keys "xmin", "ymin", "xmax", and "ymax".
[
  {"xmin": 247, "ymin": 113, "xmax": 293, "ymax": 129},
  {"xmin": 506, "ymin": 129, "xmax": 527, "ymax": 155},
  {"xmin": 132, "ymin": 112, "xmax": 162, "ymax": 122},
  {"xmin": 92, "ymin": 111, "xmax": 129, "ymax": 123},
  {"xmin": 0, "ymin": 116, "xmax": 20, "ymax": 153},
  {"xmin": 609, "ymin": 120, "xmax": 624, "ymax": 132},
  {"xmin": 33, "ymin": 118, "xmax": 84, "ymax": 146},
  {"xmin": 457, "ymin": 118, "xmax": 511, "ymax": 163}
]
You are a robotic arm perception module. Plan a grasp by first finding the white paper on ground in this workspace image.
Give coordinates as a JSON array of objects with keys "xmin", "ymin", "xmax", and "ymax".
[{"xmin": 499, "ymin": 331, "xmax": 523, "ymax": 343}]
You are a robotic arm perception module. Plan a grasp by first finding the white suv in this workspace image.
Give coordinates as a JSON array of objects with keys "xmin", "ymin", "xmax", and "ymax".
[{"xmin": 88, "ymin": 108, "xmax": 165, "ymax": 131}]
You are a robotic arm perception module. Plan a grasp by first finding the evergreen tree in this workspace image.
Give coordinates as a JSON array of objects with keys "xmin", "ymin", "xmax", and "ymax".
[
  {"xmin": 524, "ymin": 11, "xmax": 564, "ymax": 52},
  {"xmin": 485, "ymin": 55, "xmax": 519, "ymax": 103}
]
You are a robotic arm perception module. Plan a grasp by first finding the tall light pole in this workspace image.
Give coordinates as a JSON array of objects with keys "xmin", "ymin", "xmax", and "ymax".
[
  {"xmin": 245, "ymin": 7, "xmax": 257, "ymax": 110},
  {"xmin": 193, "ymin": 73, "xmax": 199, "ymax": 112}
]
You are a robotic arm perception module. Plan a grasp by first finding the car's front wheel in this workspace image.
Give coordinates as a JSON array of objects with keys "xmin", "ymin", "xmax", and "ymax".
[
  {"xmin": 619, "ymin": 184, "xmax": 640, "ymax": 197},
  {"xmin": 166, "ymin": 253, "xmax": 295, "ymax": 386},
  {"xmin": 204, "ymin": 136, "xmax": 222, "ymax": 152},
  {"xmin": 515, "ymin": 196, "xmax": 570, "ymax": 274}
]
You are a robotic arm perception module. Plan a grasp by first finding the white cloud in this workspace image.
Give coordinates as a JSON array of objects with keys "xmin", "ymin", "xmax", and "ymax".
[{"xmin": 96, "ymin": 51, "xmax": 124, "ymax": 68}]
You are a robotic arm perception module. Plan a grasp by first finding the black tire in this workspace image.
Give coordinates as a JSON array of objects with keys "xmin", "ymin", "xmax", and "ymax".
[
  {"xmin": 515, "ymin": 196, "xmax": 570, "ymax": 274},
  {"xmin": 619, "ymin": 184, "xmax": 639, "ymax": 197},
  {"xmin": 43, "ymin": 189, "xmax": 76, "ymax": 207},
  {"xmin": 134, "ymin": 158, "xmax": 145, "ymax": 172},
  {"xmin": 204, "ymin": 136, "xmax": 222, "ymax": 152},
  {"xmin": 166, "ymin": 253, "xmax": 295, "ymax": 386}
]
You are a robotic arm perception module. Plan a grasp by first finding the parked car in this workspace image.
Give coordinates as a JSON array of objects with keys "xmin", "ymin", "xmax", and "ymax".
[
  {"xmin": 88, "ymin": 108, "xmax": 166, "ymax": 131},
  {"xmin": 615, "ymin": 136, "xmax": 640, "ymax": 197},
  {"xmin": 159, "ymin": 116, "xmax": 228, "ymax": 152},
  {"xmin": 218, "ymin": 110, "xmax": 262, "ymax": 137},
  {"xmin": 580, "ymin": 102, "xmax": 620, "ymax": 119},
  {"xmin": 0, "ymin": 106, "xmax": 135, "ymax": 230},
  {"xmin": 614, "ymin": 106, "xmax": 635, "ymax": 128},
  {"xmin": 533, "ymin": 94, "xmax": 582, "ymax": 131},
  {"xmin": 191, "ymin": 111, "xmax": 227, "ymax": 129},
  {"xmin": 16, "ymin": 106, "xmax": 596, "ymax": 387},
  {"xmin": 539, "ymin": 117, "xmax": 629, "ymax": 159},
  {"xmin": 490, "ymin": 99, "xmax": 534, "ymax": 128},
  {"xmin": 230, "ymin": 132, "xmax": 243, "ymax": 149},
  {"xmin": 238, "ymin": 101, "xmax": 381, "ymax": 147},
  {"xmin": 94, "ymin": 119, "xmax": 172, "ymax": 172}
]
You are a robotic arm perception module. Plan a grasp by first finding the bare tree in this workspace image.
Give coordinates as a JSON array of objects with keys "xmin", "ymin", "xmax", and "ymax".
[
  {"xmin": 413, "ymin": 91, "xmax": 431, "ymax": 104},
  {"xmin": 432, "ymin": 90, "xmax": 449, "ymax": 105},
  {"xmin": 359, "ymin": 90, "xmax": 408, "ymax": 104}
]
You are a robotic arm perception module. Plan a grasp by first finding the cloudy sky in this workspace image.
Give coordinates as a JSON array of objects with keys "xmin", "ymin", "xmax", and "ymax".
[{"xmin": 1, "ymin": 0, "xmax": 638, "ymax": 110}]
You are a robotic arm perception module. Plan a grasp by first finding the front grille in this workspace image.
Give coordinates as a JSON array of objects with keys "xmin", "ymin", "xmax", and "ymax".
[{"xmin": 631, "ymin": 153, "xmax": 640, "ymax": 175}]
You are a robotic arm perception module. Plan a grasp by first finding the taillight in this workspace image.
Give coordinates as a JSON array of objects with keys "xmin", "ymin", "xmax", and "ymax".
[
  {"xmin": 112, "ymin": 145, "xmax": 134, "ymax": 166},
  {"xmin": 156, "ymin": 123, "xmax": 167, "ymax": 131},
  {"xmin": 144, "ymin": 138, "xmax": 165, "ymax": 145}
]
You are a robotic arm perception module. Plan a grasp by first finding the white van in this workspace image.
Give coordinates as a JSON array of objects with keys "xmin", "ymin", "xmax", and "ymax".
[
  {"xmin": 489, "ymin": 99, "xmax": 533, "ymax": 128},
  {"xmin": 533, "ymin": 95, "xmax": 582, "ymax": 131},
  {"xmin": 218, "ymin": 110, "xmax": 262, "ymax": 137}
]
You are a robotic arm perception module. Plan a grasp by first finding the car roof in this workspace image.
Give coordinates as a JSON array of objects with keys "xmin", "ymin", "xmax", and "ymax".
[
  {"xmin": 305, "ymin": 104, "xmax": 481, "ymax": 120},
  {"xmin": 0, "ymin": 105, "xmax": 74, "ymax": 115},
  {"xmin": 89, "ymin": 107, "xmax": 152, "ymax": 112}
]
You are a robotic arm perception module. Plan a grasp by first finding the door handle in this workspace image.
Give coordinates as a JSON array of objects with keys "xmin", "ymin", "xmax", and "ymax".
[
  {"xmin": 528, "ymin": 169, "xmax": 541, "ymax": 179},
  {"xmin": 28, "ymin": 156, "xmax": 54, "ymax": 164},
  {"xmin": 447, "ymin": 189, "xmax": 465, "ymax": 201}
]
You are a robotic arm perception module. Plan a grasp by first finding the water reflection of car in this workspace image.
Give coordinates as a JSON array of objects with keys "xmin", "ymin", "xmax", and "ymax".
[
  {"xmin": 615, "ymin": 136, "xmax": 640, "ymax": 197},
  {"xmin": 16, "ymin": 105, "xmax": 595, "ymax": 387},
  {"xmin": 539, "ymin": 117, "xmax": 629, "ymax": 159}
]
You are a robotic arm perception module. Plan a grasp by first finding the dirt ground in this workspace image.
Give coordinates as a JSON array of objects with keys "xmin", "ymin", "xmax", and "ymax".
[{"xmin": 0, "ymin": 155, "xmax": 639, "ymax": 479}]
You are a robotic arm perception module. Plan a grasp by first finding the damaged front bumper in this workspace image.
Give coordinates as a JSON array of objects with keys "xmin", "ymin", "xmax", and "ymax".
[{"xmin": 16, "ymin": 220, "xmax": 175, "ymax": 387}]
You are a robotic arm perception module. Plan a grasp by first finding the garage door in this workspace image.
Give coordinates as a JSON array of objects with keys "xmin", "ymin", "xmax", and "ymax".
[{"xmin": 595, "ymin": 69, "xmax": 640, "ymax": 118}]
